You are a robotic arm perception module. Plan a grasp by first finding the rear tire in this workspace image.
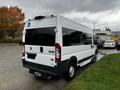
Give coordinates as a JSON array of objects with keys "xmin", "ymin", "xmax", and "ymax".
[
  {"xmin": 64, "ymin": 63, "xmax": 75, "ymax": 80},
  {"xmin": 29, "ymin": 69, "xmax": 35, "ymax": 74},
  {"xmin": 92, "ymin": 51, "xmax": 98, "ymax": 63}
]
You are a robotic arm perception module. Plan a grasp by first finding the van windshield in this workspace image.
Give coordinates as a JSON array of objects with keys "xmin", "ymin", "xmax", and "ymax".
[{"xmin": 25, "ymin": 27, "xmax": 56, "ymax": 46}]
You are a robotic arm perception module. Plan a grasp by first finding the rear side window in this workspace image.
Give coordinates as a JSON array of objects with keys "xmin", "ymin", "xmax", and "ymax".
[
  {"xmin": 25, "ymin": 27, "xmax": 56, "ymax": 46},
  {"xmin": 62, "ymin": 27, "xmax": 92, "ymax": 46},
  {"xmin": 81, "ymin": 33, "xmax": 92, "ymax": 45}
]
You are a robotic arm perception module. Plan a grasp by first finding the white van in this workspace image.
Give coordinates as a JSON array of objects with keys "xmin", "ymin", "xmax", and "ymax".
[{"xmin": 22, "ymin": 15, "xmax": 98, "ymax": 80}]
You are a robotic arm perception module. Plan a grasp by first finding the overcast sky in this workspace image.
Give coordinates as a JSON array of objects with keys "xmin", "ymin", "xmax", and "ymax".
[{"xmin": 0, "ymin": 0, "xmax": 120, "ymax": 30}]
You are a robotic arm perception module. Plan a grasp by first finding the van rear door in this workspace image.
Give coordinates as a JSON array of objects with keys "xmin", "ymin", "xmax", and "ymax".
[{"xmin": 25, "ymin": 27, "xmax": 56, "ymax": 67}]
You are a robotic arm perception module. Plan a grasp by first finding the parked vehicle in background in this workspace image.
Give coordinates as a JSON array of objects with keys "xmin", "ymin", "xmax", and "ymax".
[
  {"xmin": 96, "ymin": 40, "xmax": 105, "ymax": 49},
  {"xmin": 103, "ymin": 40, "xmax": 115, "ymax": 48},
  {"xmin": 116, "ymin": 40, "xmax": 120, "ymax": 50},
  {"xmin": 22, "ymin": 15, "xmax": 98, "ymax": 80}
]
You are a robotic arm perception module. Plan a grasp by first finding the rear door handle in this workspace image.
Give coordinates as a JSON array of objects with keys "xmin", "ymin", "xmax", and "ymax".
[{"xmin": 40, "ymin": 47, "xmax": 43, "ymax": 53}]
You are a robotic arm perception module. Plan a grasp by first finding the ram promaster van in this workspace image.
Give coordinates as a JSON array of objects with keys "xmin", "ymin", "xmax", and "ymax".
[{"xmin": 22, "ymin": 15, "xmax": 98, "ymax": 80}]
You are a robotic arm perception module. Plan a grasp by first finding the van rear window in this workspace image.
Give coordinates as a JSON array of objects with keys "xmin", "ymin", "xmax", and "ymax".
[{"xmin": 25, "ymin": 27, "xmax": 56, "ymax": 46}]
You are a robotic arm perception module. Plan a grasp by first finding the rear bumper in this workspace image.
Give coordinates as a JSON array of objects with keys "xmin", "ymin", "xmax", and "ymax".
[{"xmin": 22, "ymin": 59, "xmax": 68, "ymax": 76}]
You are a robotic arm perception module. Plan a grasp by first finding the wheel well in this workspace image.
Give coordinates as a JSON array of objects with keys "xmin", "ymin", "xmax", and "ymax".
[
  {"xmin": 69, "ymin": 56, "xmax": 77, "ymax": 66},
  {"xmin": 95, "ymin": 49, "xmax": 98, "ymax": 54}
]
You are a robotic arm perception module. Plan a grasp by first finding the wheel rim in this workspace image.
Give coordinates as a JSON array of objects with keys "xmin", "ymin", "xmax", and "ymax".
[{"xmin": 69, "ymin": 66, "xmax": 75, "ymax": 78}]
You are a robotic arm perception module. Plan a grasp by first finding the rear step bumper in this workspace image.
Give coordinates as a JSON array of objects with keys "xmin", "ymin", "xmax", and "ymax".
[{"xmin": 22, "ymin": 59, "xmax": 68, "ymax": 76}]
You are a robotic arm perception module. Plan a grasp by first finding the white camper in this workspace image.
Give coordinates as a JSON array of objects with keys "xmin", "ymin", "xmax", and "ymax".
[{"xmin": 22, "ymin": 15, "xmax": 98, "ymax": 80}]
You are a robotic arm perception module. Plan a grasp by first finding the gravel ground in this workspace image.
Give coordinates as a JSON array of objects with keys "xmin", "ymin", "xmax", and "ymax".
[{"xmin": 0, "ymin": 45, "xmax": 106, "ymax": 90}]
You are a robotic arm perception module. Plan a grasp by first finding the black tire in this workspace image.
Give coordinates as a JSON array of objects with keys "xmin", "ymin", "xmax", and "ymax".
[
  {"xmin": 92, "ymin": 52, "xmax": 98, "ymax": 63},
  {"xmin": 64, "ymin": 63, "xmax": 75, "ymax": 80},
  {"xmin": 29, "ymin": 69, "xmax": 35, "ymax": 74}
]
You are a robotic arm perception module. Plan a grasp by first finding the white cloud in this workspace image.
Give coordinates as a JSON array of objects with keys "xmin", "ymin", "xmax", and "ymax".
[
  {"xmin": 63, "ymin": 8, "xmax": 120, "ymax": 30},
  {"xmin": 0, "ymin": 0, "xmax": 120, "ymax": 30},
  {"xmin": 0, "ymin": 0, "xmax": 17, "ymax": 7}
]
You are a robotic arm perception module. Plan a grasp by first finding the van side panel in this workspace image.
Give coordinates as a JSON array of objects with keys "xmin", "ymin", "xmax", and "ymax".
[
  {"xmin": 62, "ymin": 46, "xmax": 95, "ymax": 62},
  {"xmin": 58, "ymin": 16, "xmax": 96, "ymax": 66}
]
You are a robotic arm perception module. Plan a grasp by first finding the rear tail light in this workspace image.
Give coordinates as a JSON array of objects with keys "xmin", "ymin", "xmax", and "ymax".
[
  {"xmin": 55, "ymin": 43, "xmax": 61, "ymax": 63},
  {"xmin": 22, "ymin": 42, "xmax": 25, "ymax": 57}
]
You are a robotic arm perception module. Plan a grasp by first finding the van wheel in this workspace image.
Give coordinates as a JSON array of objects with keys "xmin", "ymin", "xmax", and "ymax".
[
  {"xmin": 65, "ymin": 63, "xmax": 75, "ymax": 80},
  {"xmin": 92, "ymin": 52, "xmax": 98, "ymax": 63},
  {"xmin": 29, "ymin": 69, "xmax": 35, "ymax": 74}
]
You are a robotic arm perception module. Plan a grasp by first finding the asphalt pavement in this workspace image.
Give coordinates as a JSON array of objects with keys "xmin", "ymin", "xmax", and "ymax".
[{"xmin": 0, "ymin": 45, "xmax": 117, "ymax": 90}]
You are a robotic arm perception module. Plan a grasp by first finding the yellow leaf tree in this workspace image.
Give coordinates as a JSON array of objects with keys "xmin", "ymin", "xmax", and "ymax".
[{"xmin": 0, "ymin": 6, "xmax": 25, "ymax": 40}]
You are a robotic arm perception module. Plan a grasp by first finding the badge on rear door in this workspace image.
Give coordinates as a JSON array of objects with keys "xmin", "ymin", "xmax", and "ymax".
[
  {"xmin": 30, "ymin": 47, "xmax": 32, "ymax": 50},
  {"xmin": 49, "ymin": 50, "xmax": 54, "ymax": 53}
]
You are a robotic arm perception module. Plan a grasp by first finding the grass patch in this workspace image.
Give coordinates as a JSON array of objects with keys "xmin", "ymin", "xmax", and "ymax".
[{"xmin": 64, "ymin": 53, "xmax": 120, "ymax": 90}]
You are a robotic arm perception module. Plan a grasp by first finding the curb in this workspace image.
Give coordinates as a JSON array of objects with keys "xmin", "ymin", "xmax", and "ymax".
[
  {"xmin": 0, "ymin": 43, "xmax": 19, "ymax": 46},
  {"xmin": 98, "ymin": 50, "xmax": 120, "ymax": 55},
  {"xmin": 98, "ymin": 51, "xmax": 107, "ymax": 55}
]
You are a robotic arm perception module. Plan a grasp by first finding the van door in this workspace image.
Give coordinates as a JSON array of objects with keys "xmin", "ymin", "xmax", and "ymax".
[{"xmin": 25, "ymin": 27, "xmax": 56, "ymax": 67}]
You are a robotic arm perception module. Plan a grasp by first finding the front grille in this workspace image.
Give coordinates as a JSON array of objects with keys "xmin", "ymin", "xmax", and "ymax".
[{"xmin": 27, "ymin": 53, "xmax": 36, "ymax": 59}]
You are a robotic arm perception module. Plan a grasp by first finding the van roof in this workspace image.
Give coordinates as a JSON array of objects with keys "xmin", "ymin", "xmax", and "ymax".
[{"xmin": 24, "ymin": 15, "xmax": 93, "ymax": 34}]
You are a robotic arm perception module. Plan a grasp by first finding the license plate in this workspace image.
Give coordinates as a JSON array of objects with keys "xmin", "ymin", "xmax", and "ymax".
[
  {"xmin": 34, "ymin": 72, "xmax": 42, "ymax": 77},
  {"xmin": 27, "ymin": 53, "xmax": 36, "ymax": 59}
]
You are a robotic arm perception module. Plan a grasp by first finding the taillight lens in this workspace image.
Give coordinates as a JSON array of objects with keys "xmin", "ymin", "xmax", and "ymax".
[
  {"xmin": 55, "ymin": 43, "xmax": 61, "ymax": 63},
  {"xmin": 22, "ymin": 42, "xmax": 25, "ymax": 57}
]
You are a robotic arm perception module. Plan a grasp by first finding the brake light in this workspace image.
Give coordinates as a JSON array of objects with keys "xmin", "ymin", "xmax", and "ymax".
[
  {"xmin": 22, "ymin": 42, "xmax": 25, "ymax": 57},
  {"xmin": 55, "ymin": 43, "xmax": 61, "ymax": 63}
]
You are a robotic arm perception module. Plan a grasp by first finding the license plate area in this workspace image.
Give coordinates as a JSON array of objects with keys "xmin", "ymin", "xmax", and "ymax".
[
  {"xmin": 27, "ymin": 53, "xmax": 36, "ymax": 59},
  {"xmin": 34, "ymin": 72, "xmax": 42, "ymax": 77}
]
